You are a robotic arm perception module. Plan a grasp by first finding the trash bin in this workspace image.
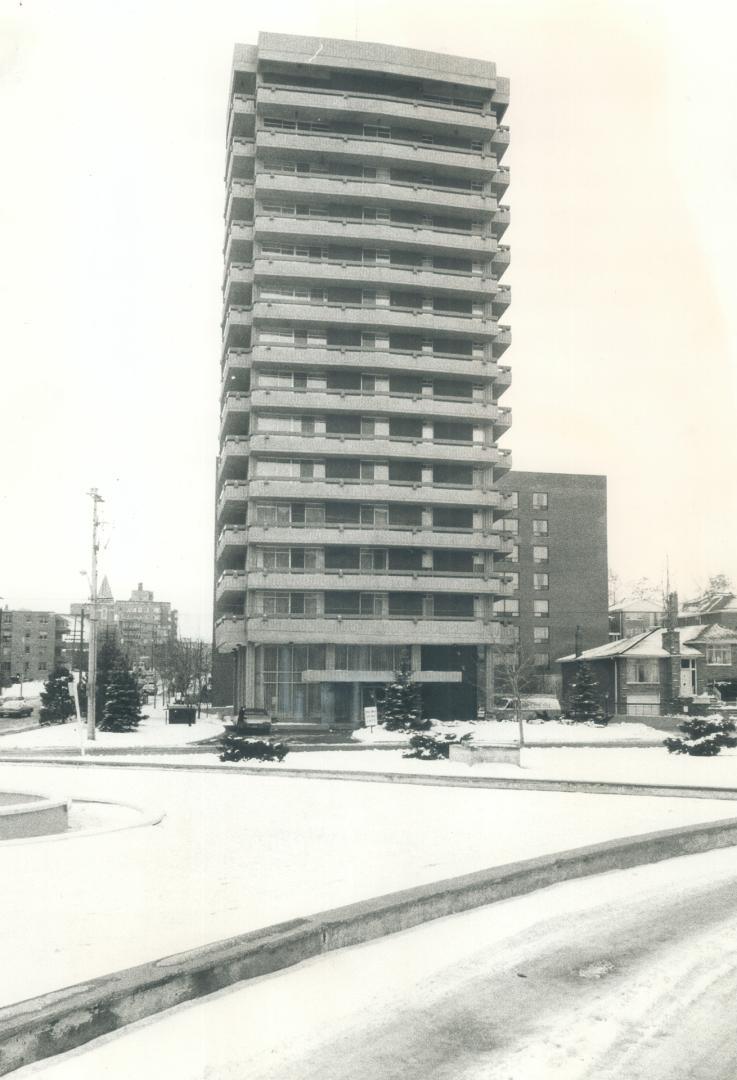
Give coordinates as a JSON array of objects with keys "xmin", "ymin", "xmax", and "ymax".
[{"xmin": 166, "ymin": 705, "xmax": 196, "ymax": 726}]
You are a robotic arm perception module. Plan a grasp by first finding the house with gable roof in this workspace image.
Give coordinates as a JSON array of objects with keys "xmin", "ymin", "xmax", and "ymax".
[{"xmin": 558, "ymin": 622, "xmax": 737, "ymax": 717}]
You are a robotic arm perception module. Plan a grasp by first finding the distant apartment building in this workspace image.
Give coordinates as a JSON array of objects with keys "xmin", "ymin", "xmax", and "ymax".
[
  {"xmin": 0, "ymin": 609, "xmax": 68, "ymax": 683},
  {"xmin": 496, "ymin": 471, "xmax": 609, "ymax": 683},
  {"xmin": 608, "ymin": 599, "xmax": 663, "ymax": 641},
  {"xmin": 213, "ymin": 33, "xmax": 515, "ymax": 722},
  {"xmin": 71, "ymin": 580, "xmax": 177, "ymax": 670}
]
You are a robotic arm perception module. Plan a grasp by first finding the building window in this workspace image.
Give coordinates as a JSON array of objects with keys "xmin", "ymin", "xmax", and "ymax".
[
  {"xmin": 507, "ymin": 544, "xmax": 519, "ymax": 564},
  {"xmin": 706, "ymin": 645, "xmax": 731, "ymax": 666},
  {"xmin": 533, "ymin": 545, "xmax": 549, "ymax": 564},
  {"xmin": 533, "ymin": 600, "xmax": 549, "ymax": 618},
  {"xmin": 534, "ymin": 626, "xmax": 550, "ymax": 643},
  {"xmin": 506, "ymin": 491, "xmax": 518, "ymax": 509},
  {"xmin": 493, "ymin": 598, "xmax": 519, "ymax": 615},
  {"xmin": 532, "ymin": 492, "xmax": 548, "ymax": 510},
  {"xmin": 501, "ymin": 518, "xmax": 518, "ymax": 534},
  {"xmin": 534, "ymin": 652, "xmax": 550, "ymax": 668},
  {"xmin": 533, "ymin": 573, "xmax": 549, "ymax": 591},
  {"xmin": 626, "ymin": 659, "xmax": 659, "ymax": 683},
  {"xmin": 532, "ymin": 519, "xmax": 548, "ymax": 536}
]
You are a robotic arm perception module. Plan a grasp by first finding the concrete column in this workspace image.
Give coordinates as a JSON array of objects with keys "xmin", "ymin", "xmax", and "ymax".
[
  {"xmin": 480, "ymin": 644, "xmax": 494, "ymax": 716},
  {"xmin": 410, "ymin": 643, "xmax": 421, "ymax": 674},
  {"xmin": 244, "ymin": 642, "xmax": 256, "ymax": 708}
]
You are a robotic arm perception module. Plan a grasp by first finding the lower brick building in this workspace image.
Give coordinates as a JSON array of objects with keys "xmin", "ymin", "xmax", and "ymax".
[{"xmin": 0, "ymin": 609, "xmax": 68, "ymax": 684}]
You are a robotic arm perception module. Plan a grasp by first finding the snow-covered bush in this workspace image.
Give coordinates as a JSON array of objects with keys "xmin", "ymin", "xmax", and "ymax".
[
  {"xmin": 39, "ymin": 666, "xmax": 75, "ymax": 726},
  {"xmin": 219, "ymin": 730, "xmax": 289, "ymax": 762},
  {"xmin": 380, "ymin": 657, "xmax": 429, "ymax": 731},
  {"xmin": 664, "ymin": 714, "xmax": 737, "ymax": 757},
  {"xmin": 404, "ymin": 732, "xmax": 472, "ymax": 760}
]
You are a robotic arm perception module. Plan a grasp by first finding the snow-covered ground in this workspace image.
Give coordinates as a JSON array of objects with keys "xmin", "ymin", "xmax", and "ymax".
[
  {"xmin": 14, "ymin": 843, "xmax": 737, "ymax": 1080},
  {"xmin": 353, "ymin": 718, "xmax": 665, "ymax": 745},
  {"xmin": 0, "ymin": 705, "xmax": 223, "ymax": 749},
  {"xmin": 0, "ymin": 679, "xmax": 44, "ymax": 701},
  {"xmin": 0, "ymin": 760, "xmax": 733, "ymax": 1008}
]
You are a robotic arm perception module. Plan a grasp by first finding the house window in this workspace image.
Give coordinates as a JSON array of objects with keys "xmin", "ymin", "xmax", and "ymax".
[
  {"xmin": 533, "ymin": 545, "xmax": 549, "ymax": 564},
  {"xmin": 533, "ymin": 573, "xmax": 549, "ymax": 591},
  {"xmin": 626, "ymin": 659, "xmax": 659, "ymax": 683},
  {"xmin": 532, "ymin": 519, "xmax": 548, "ymax": 536},
  {"xmin": 534, "ymin": 652, "xmax": 550, "ymax": 668},
  {"xmin": 533, "ymin": 600, "xmax": 549, "ymax": 618},
  {"xmin": 532, "ymin": 492, "xmax": 548, "ymax": 510},
  {"xmin": 706, "ymin": 645, "xmax": 731, "ymax": 666},
  {"xmin": 534, "ymin": 627, "xmax": 549, "ymax": 643}
]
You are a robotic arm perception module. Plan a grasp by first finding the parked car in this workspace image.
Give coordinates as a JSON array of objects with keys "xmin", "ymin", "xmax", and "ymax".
[
  {"xmin": 491, "ymin": 695, "xmax": 562, "ymax": 721},
  {"xmin": 0, "ymin": 697, "xmax": 33, "ymax": 719}
]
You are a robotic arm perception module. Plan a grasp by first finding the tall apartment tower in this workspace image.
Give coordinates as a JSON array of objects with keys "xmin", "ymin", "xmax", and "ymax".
[{"xmin": 214, "ymin": 33, "xmax": 514, "ymax": 723}]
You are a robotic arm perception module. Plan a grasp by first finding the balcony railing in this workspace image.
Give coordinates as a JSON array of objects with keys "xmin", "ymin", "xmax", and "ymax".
[{"xmin": 255, "ymin": 82, "xmax": 493, "ymax": 121}]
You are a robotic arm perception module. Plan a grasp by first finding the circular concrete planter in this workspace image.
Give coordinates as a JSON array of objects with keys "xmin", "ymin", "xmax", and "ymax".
[{"xmin": 0, "ymin": 791, "xmax": 69, "ymax": 841}]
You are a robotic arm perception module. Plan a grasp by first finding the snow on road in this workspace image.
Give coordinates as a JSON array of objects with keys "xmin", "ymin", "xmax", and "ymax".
[
  {"xmin": 14, "ymin": 843, "xmax": 737, "ymax": 1080},
  {"xmin": 0, "ymin": 760, "xmax": 734, "ymax": 1008}
]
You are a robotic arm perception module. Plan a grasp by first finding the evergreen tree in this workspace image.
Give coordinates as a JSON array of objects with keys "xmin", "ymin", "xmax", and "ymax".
[
  {"xmin": 565, "ymin": 661, "xmax": 604, "ymax": 722},
  {"xmin": 99, "ymin": 663, "xmax": 142, "ymax": 732},
  {"xmin": 95, "ymin": 633, "xmax": 122, "ymax": 720},
  {"xmin": 380, "ymin": 655, "xmax": 428, "ymax": 731},
  {"xmin": 39, "ymin": 666, "xmax": 75, "ymax": 726}
]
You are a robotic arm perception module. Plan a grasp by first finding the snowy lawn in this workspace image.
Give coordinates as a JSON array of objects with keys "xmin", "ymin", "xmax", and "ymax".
[
  {"xmin": 0, "ymin": 705, "xmax": 223, "ymax": 749},
  {"xmin": 209, "ymin": 745, "xmax": 737, "ymax": 790},
  {"xmin": 353, "ymin": 718, "xmax": 668, "ymax": 745},
  {"xmin": 0, "ymin": 760, "xmax": 734, "ymax": 1007}
]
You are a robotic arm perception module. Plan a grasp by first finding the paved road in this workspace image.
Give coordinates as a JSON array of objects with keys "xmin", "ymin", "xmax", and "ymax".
[{"xmin": 17, "ymin": 843, "xmax": 737, "ymax": 1080}]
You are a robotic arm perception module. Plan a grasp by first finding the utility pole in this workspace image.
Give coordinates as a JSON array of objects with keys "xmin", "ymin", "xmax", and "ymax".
[
  {"xmin": 86, "ymin": 488, "xmax": 104, "ymax": 740},
  {"xmin": 574, "ymin": 624, "xmax": 583, "ymax": 657}
]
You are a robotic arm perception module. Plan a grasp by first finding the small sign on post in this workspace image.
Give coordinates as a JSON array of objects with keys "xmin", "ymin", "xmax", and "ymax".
[{"xmin": 363, "ymin": 705, "xmax": 378, "ymax": 728}]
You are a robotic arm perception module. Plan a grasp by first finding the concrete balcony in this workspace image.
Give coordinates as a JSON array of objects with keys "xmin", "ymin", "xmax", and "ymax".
[
  {"xmin": 225, "ymin": 137, "xmax": 255, "ymax": 185},
  {"xmin": 493, "ymin": 328, "xmax": 511, "ymax": 357},
  {"xmin": 217, "ymin": 481, "xmax": 249, "ymax": 514},
  {"xmin": 216, "ymin": 527, "xmax": 248, "ymax": 562},
  {"xmin": 252, "ymin": 256, "xmax": 492, "ymax": 298},
  {"xmin": 490, "ymin": 125, "xmax": 509, "ymax": 161},
  {"xmin": 222, "ymin": 348, "xmax": 252, "ymax": 381},
  {"xmin": 225, "ymin": 180, "xmax": 254, "ymax": 224},
  {"xmin": 215, "ymin": 571, "xmax": 248, "ymax": 605},
  {"xmin": 250, "ymin": 387, "xmax": 506, "ymax": 423},
  {"xmin": 256, "ymin": 129, "xmax": 493, "ymax": 178},
  {"xmin": 251, "ymin": 299, "xmax": 500, "ymax": 340},
  {"xmin": 491, "ymin": 285, "xmax": 511, "ymax": 313},
  {"xmin": 222, "ymin": 306, "xmax": 252, "ymax": 347},
  {"xmin": 241, "ymin": 615, "xmax": 506, "ymax": 646},
  {"xmin": 491, "ymin": 244, "xmax": 510, "ymax": 276},
  {"xmin": 250, "ymin": 345, "xmax": 507, "ymax": 386},
  {"xmin": 254, "ymin": 170, "xmax": 494, "ymax": 215},
  {"xmin": 214, "ymin": 615, "xmax": 246, "ymax": 651},
  {"xmin": 249, "ymin": 432, "xmax": 502, "ymax": 464},
  {"xmin": 217, "ymin": 437, "xmax": 250, "ymax": 485},
  {"xmin": 490, "ymin": 167, "xmax": 510, "ymax": 198},
  {"xmin": 226, "ymin": 95, "xmax": 255, "ymax": 146},
  {"xmin": 224, "ymin": 221, "xmax": 254, "ymax": 265},
  {"xmin": 253, "ymin": 213, "xmax": 494, "ymax": 256},
  {"xmin": 495, "ymin": 447, "xmax": 512, "ymax": 475},
  {"xmin": 244, "ymin": 477, "xmax": 503, "ymax": 508},
  {"xmin": 255, "ymin": 84, "xmax": 495, "ymax": 136},
  {"xmin": 491, "ymin": 207, "xmax": 510, "ymax": 239},
  {"xmin": 244, "ymin": 524, "xmax": 512, "ymax": 551},
  {"xmin": 219, "ymin": 393, "xmax": 250, "ymax": 442},
  {"xmin": 247, "ymin": 569, "xmax": 502, "ymax": 593}
]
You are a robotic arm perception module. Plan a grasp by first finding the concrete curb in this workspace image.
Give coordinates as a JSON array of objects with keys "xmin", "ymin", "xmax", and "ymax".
[{"xmin": 3, "ymin": 811, "xmax": 737, "ymax": 1074}]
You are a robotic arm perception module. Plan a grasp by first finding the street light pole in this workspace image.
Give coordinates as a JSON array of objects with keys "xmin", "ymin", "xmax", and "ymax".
[{"xmin": 86, "ymin": 488, "xmax": 104, "ymax": 740}]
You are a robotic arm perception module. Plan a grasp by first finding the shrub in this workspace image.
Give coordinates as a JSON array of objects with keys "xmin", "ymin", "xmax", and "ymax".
[
  {"xmin": 381, "ymin": 657, "xmax": 429, "ymax": 731},
  {"xmin": 219, "ymin": 729, "xmax": 289, "ymax": 762},
  {"xmin": 664, "ymin": 714, "xmax": 737, "ymax": 756},
  {"xmin": 404, "ymin": 732, "xmax": 472, "ymax": 760}
]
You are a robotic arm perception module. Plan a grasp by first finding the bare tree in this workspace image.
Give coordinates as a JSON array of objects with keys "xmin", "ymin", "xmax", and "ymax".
[{"xmin": 494, "ymin": 649, "xmax": 539, "ymax": 749}]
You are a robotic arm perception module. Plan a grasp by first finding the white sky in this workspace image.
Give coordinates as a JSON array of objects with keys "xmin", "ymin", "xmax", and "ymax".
[{"xmin": 1, "ymin": 0, "xmax": 736, "ymax": 635}]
